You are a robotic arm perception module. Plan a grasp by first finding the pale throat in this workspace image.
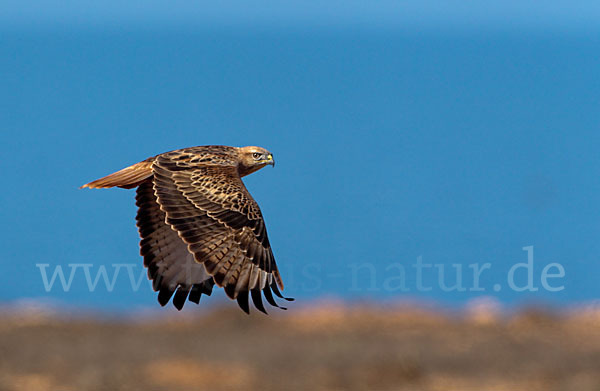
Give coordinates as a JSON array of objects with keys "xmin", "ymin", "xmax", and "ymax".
[{"xmin": 238, "ymin": 162, "xmax": 267, "ymax": 177}]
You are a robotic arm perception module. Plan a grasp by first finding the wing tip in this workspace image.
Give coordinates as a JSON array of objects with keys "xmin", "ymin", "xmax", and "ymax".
[
  {"xmin": 251, "ymin": 289, "xmax": 268, "ymax": 315},
  {"xmin": 172, "ymin": 286, "xmax": 191, "ymax": 311},
  {"xmin": 270, "ymin": 280, "xmax": 294, "ymax": 302},
  {"xmin": 236, "ymin": 291, "xmax": 251, "ymax": 315}
]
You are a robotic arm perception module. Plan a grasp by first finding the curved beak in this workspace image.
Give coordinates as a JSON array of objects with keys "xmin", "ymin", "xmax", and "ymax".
[{"xmin": 266, "ymin": 154, "xmax": 275, "ymax": 167}]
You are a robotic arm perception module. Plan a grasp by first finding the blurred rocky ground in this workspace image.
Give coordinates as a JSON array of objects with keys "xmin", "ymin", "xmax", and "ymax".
[{"xmin": 1, "ymin": 301, "xmax": 600, "ymax": 391}]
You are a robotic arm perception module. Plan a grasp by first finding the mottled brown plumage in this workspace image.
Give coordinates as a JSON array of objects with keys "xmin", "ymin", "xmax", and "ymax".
[{"xmin": 82, "ymin": 145, "xmax": 292, "ymax": 314}]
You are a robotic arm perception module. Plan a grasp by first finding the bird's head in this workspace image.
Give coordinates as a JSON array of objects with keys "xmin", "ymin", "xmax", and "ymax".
[{"xmin": 238, "ymin": 146, "xmax": 275, "ymax": 177}]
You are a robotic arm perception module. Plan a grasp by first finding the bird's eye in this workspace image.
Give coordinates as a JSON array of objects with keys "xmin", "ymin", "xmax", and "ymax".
[{"xmin": 252, "ymin": 152, "xmax": 262, "ymax": 160}]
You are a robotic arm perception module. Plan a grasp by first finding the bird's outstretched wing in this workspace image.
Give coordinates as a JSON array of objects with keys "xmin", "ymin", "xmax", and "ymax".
[
  {"xmin": 150, "ymin": 151, "xmax": 292, "ymax": 313},
  {"xmin": 136, "ymin": 179, "xmax": 215, "ymax": 311}
]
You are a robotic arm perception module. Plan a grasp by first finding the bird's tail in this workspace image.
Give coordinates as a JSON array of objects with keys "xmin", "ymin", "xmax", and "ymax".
[{"xmin": 81, "ymin": 157, "xmax": 154, "ymax": 189}]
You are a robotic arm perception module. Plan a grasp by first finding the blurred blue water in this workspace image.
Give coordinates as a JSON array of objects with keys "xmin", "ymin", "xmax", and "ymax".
[{"xmin": 1, "ymin": 27, "xmax": 598, "ymax": 310}]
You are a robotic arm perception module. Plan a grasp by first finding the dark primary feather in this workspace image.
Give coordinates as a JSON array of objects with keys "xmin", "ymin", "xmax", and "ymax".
[
  {"xmin": 251, "ymin": 289, "xmax": 268, "ymax": 314},
  {"xmin": 172, "ymin": 286, "xmax": 191, "ymax": 310}
]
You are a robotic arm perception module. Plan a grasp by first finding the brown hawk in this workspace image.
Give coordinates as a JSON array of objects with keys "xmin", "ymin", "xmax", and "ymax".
[{"xmin": 81, "ymin": 145, "xmax": 292, "ymax": 314}]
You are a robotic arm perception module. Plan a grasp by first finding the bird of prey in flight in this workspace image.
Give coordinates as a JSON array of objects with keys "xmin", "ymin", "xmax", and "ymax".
[{"xmin": 81, "ymin": 145, "xmax": 292, "ymax": 314}]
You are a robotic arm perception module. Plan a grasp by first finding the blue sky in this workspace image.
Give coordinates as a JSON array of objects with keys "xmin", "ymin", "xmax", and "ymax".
[
  {"xmin": 2, "ymin": 1, "xmax": 600, "ymax": 32},
  {"xmin": 1, "ymin": 2, "xmax": 599, "ymax": 311}
]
